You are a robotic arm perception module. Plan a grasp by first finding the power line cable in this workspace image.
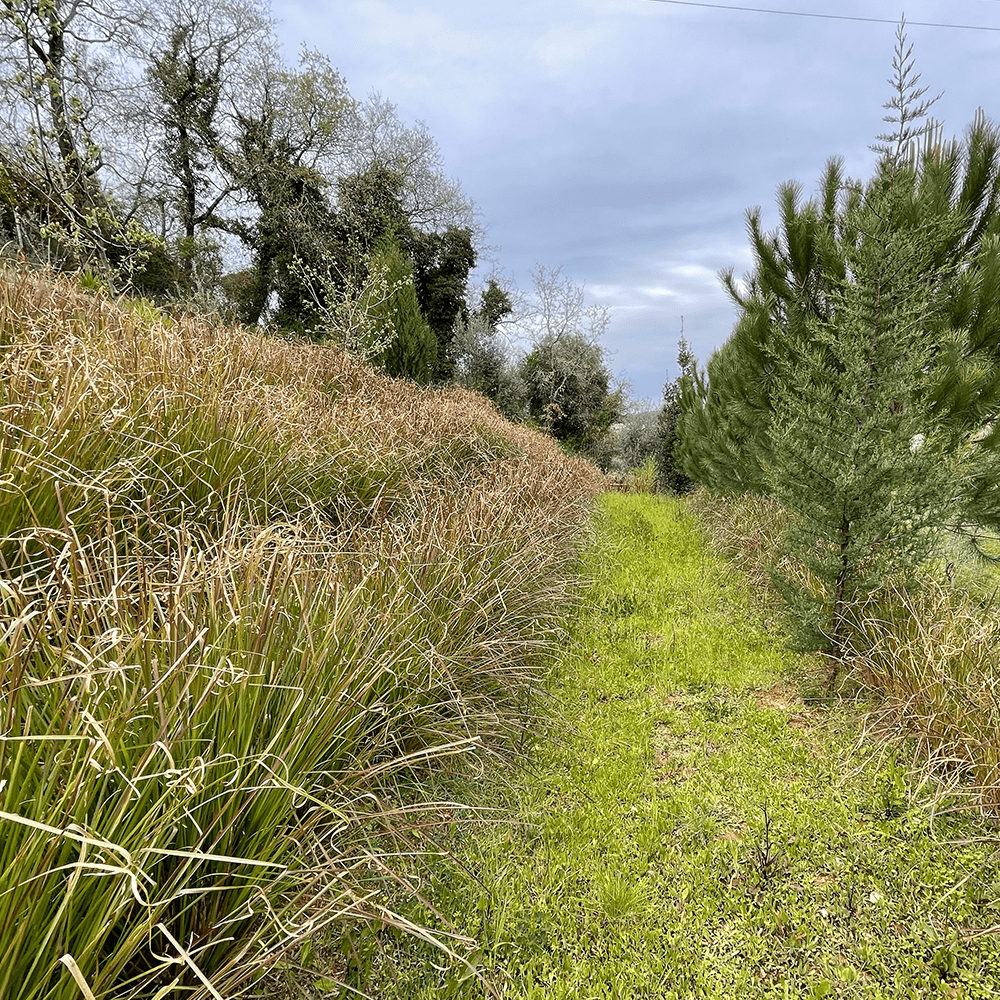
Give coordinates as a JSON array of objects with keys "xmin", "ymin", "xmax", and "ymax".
[{"xmin": 641, "ymin": 0, "xmax": 1000, "ymax": 31}]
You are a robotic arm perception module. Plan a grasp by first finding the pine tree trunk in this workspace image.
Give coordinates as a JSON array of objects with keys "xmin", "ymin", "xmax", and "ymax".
[{"xmin": 827, "ymin": 511, "xmax": 852, "ymax": 689}]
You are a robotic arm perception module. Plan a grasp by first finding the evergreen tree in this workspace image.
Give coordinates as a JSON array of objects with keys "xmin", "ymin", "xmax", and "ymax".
[
  {"xmin": 677, "ymin": 24, "xmax": 1000, "ymax": 656},
  {"xmin": 368, "ymin": 238, "xmax": 437, "ymax": 383},
  {"xmin": 766, "ymin": 157, "xmax": 968, "ymax": 654},
  {"xmin": 656, "ymin": 338, "xmax": 696, "ymax": 493}
]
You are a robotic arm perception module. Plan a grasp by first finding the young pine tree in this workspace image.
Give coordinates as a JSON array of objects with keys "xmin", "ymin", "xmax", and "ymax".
[
  {"xmin": 765, "ymin": 159, "xmax": 966, "ymax": 654},
  {"xmin": 678, "ymin": 24, "xmax": 1000, "ymax": 659}
]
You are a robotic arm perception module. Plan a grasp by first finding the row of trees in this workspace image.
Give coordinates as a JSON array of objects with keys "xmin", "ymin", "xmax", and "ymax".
[
  {"xmin": 0, "ymin": 0, "xmax": 477, "ymax": 363},
  {"xmin": 674, "ymin": 26, "xmax": 1000, "ymax": 657},
  {"xmin": 0, "ymin": 0, "xmax": 625, "ymax": 457}
]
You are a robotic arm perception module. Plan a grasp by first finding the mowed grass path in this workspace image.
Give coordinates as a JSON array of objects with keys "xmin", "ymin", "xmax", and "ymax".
[{"xmin": 365, "ymin": 494, "xmax": 1000, "ymax": 1000}]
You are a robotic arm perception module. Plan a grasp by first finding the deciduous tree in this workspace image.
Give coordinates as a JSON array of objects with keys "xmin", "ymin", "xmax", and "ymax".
[
  {"xmin": 0, "ymin": 0, "xmax": 155, "ymax": 276},
  {"xmin": 518, "ymin": 266, "xmax": 622, "ymax": 460}
]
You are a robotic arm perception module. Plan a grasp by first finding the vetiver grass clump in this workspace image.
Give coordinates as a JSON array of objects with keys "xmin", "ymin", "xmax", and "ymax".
[{"xmin": 0, "ymin": 265, "xmax": 604, "ymax": 999}]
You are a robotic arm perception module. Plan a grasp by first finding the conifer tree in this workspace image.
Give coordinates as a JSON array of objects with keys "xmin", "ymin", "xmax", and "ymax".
[
  {"xmin": 656, "ymin": 338, "xmax": 696, "ymax": 493},
  {"xmin": 677, "ymin": 23, "xmax": 1000, "ymax": 656},
  {"xmin": 368, "ymin": 238, "xmax": 437, "ymax": 383},
  {"xmin": 766, "ymin": 157, "xmax": 967, "ymax": 653}
]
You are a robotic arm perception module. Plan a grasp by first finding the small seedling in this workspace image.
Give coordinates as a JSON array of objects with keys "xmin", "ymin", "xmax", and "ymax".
[
  {"xmin": 881, "ymin": 754, "xmax": 908, "ymax": 820},
  {"xmin": 751, "ymin": 804, "xmax": 784, "ymax": 888}
]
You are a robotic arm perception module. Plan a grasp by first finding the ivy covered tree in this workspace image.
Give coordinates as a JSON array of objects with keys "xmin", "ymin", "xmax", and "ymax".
[
  {"xmin": 0, "ymin": 0, "xmax": 159, "ymax": 280},
  {"xmin": 408, "ymin": 226, "xmax": 476, "ymax": 379},
  {"xmin": 144, "ymin": 0, "xmax": 270, "ymax": 291},
  {"xmin": 677, "ymin": 25, "xmax": 1000, "ymax": 656},
  {"xmin": 303, "ymin": 163, "xmax": 475, "ymax": 366}
]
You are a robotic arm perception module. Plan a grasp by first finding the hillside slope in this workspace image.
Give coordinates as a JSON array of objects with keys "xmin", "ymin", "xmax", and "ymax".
[{"xmin": 0, "ymin": 266, "xmax": 604, "ymax": 999}]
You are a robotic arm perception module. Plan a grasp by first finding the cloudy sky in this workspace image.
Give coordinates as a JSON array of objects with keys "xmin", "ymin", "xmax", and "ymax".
[{"xmin": 271, "ymin": 0, "xmax": 1000, "ymax": 402}]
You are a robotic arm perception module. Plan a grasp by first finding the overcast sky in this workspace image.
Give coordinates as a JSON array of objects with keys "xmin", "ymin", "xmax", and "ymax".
[{"xmin": 270, "ymin": 0, "xmax": 1000, "ymax": 403}]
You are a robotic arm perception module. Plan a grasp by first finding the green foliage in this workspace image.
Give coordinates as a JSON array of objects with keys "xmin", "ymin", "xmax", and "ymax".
[
  {"xmin": 369, "ymin": 237, "xmax": 437, "ymax": 382},
  {"xmin": 408, "ymin": 225, "xmax": 476, "ymax": 379},
  {"xmin": 146, "ymin": 16, "xmax": 231, "ymax": 253},
  {"xmin": 474, "ymin": 277, "xmax": 513, "ymax": 329},
  {"xmin": 363, "ymin": 495, "xmax": 1000, "ymax": 1000},
  {"xmin": 765, "ymin": 154, "xmax": 974, "ymax": 652},
  {"xmin": 677, "ymin": 31, "xmax": 1000, "ymax": 651},
  {"xmin": 616, "ymin": 409, "xmax": 660, "ymax": 472},
  {"xmin": 334, "ymin": 167, "xmax": 477, "ymax": 374},
  {"xmin": 656, "ymin": 338, "xmax": 696, "ymax": 493},
  {"xmin": 248, "ymin": 156, "xmax": 339, "ymax": 328},
  {"xmin": 520, "ymin": 332, "xmax": 623, "ymax": 461},
  {"xmin": 452, "ymin": 282, "xmax": 525, "ymax": 418},
  {"xmin": 334, "ymin": 163, "xmax": 411, "ymax": 261},
  {"xmin": 451, "ymin": 313, "xmax": 527, "ymax": 419}
]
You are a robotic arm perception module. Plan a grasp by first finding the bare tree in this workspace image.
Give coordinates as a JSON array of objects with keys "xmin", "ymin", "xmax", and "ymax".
[
  {"xmin": 523, "ymin": 264, "xmax": 610, "ymax": 344},
  {"xmin": 347, "ymin": 92, "xmax": 480, "ymax": 240},
  {"xmin": 0, "ymin": 0, "xmax": 153, "ymax": 271}
]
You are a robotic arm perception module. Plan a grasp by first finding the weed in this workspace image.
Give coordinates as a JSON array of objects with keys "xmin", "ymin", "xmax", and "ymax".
[{"xmin": 751, "ymin": 804, "xmax": 785, "ymax": 888}]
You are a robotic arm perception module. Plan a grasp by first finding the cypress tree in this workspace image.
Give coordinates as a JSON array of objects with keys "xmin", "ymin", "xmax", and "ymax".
[
  {"xmin": 656, "ymin": 338, "xmax": 696, "ymax": 493},
  {"xmin": 368, "ymin": 238, "xmax": 437, "ymax": 383}
]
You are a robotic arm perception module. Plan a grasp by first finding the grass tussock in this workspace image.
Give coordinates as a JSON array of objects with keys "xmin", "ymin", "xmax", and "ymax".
[
  {"xmin": 685, "ymin": 488, "xmax": 804, "ymax": 619},
  {"xmin": 845, "ymin": 584, "xmax": 1000, "ymax": 813},
  {"xmin": 687, "ymin": 487, "xmax": 1000, "ymax": 812},
  {"xmin": 0, "ymin": 265, "xmax": 604, "ymax": 999}
]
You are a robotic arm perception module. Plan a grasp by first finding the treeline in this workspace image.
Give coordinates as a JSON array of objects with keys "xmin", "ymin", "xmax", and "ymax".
[
  {"xmin": 0, "ymin": 0, "xmax": 625, "ymax": 461},
  {"xmin": 0, "ymin": 0, "xmax": 474, "ymax": 344},
  {"xmin": 673, "ymin": 28, "xmax": 1000, "ymax": 664}
]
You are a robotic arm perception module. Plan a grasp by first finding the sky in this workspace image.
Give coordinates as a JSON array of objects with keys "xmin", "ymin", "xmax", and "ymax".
[{"xmin": 270, "ymin": 0, "xmax": 1000, "ymax": 403}]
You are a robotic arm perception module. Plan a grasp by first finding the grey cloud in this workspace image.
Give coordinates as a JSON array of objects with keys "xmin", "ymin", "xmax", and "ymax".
[{"xmin": 275, "ymin": 0, "xmax": 1000, "ymax": 400}]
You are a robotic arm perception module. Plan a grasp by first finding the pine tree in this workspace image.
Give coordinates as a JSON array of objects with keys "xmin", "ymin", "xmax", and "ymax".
[
  {"xmin": 766, "ymin": 157, "xmax": 966, "ymax": 654},
  {"xmin": 677, "ymin": 23, "xmax": 1000, "ymax": 657}
]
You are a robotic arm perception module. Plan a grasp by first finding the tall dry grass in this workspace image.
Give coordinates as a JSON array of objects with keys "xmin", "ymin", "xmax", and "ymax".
[
  {"xmin": 845, "ymin": 584, "xmax": 1000, "ymax": 814},
  {"xmin": 0, "ymin": 265, "xmax": 605, "ymax": 998}
]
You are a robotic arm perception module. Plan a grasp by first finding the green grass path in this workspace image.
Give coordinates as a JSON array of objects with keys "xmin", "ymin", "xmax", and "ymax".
[{"xmin": 367, "ymin": 494, "xmax": 1000, "ymax": 999}]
